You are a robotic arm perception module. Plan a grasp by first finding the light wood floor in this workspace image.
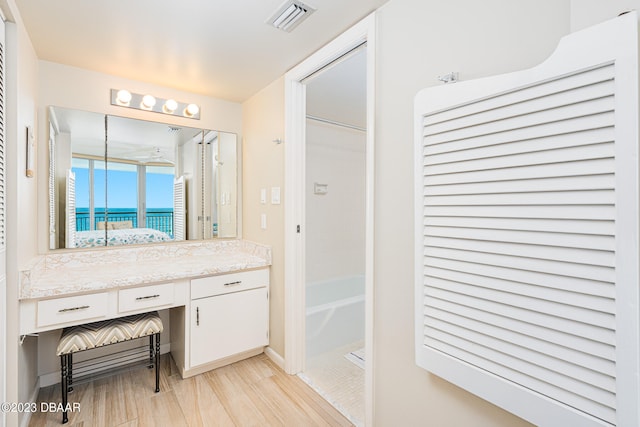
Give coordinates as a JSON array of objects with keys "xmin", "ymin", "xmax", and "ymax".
[{"xmin": 29, "ymin": 353, "xmax": 354, "ymax": 426}]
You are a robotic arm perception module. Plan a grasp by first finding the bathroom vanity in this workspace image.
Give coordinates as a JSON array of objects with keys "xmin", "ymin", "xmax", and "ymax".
[
  {"xmin": 19, "ymin": 239, "xmax": 271, "ymax": 378},
  {"xmin": 173, "ymin": 268, "xmax": 270, "ymax": 376}
]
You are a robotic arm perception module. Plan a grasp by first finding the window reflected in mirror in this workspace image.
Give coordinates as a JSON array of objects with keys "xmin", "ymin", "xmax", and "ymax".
[
  {"xmin": 145, "ymin": 165, "xmax": 176, "ymax": 236},
  {"xmin": 71, "ymin": 157, "xmax": 106, "ymax": 233}
]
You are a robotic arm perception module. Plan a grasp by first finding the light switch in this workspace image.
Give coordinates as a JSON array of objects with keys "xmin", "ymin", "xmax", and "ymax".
[
  {"xmin": 260, "ymin": 188, "xmax": 267, "ymax": 204},
  {"xmin": 261, "ymin": 213, "xmax": 267, "ymax": 230},
  {"xmin": 271, "ymin": 187, "xmax": 281, "ymax": 204}
]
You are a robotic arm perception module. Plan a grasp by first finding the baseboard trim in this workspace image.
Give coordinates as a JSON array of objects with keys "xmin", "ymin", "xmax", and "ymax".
[
  {"xmin": 19, "ymin": 376, "xmax": 40, "ymax": 427},
  {"xmin": 180, "ymin": 347, "xmax": 264, "ymax": 379},
  {"xmin": 39, "ymin": 343, "xmax": 171, "ymax": 387},
  {"xmin": 264, "ymin": 346, "xmax": 285, "ymax": 370}
]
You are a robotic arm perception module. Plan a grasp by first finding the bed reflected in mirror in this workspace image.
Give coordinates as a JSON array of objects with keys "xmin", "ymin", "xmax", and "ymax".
[{"xmin": 49, "ymin": 106, "xmax": 237, "ymax": 249}]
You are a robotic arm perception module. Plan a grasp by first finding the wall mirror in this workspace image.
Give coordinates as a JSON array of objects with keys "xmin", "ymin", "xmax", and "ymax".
[{"xmin": 48, "ymin": 106, "xmax": 237, "ymax": 250}]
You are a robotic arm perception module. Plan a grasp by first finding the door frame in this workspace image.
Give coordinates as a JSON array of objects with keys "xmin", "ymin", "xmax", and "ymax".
[{"xmin": 283, "ymin": 12, "xmax": 376, "ymax": 425}]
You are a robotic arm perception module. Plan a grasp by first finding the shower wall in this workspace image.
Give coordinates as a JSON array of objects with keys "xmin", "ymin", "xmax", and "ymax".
[{"xmin": 305, "ymin": 119, "xmax": 366, "ymax": 284}]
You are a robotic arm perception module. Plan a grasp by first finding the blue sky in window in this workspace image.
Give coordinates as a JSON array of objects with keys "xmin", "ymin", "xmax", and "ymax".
[{"xmin": 73, "ymin": 167, "xmax": 173, "ymax": 209}]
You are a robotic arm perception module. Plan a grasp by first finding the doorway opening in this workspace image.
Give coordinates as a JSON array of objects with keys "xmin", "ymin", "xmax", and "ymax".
[
  {"xmin": 301, "ymin": 47, "xmax": 367, "ymax": 425},
  {"xmin": 283, "ymin": 14, "xmax": 375, "ymax": 426}
]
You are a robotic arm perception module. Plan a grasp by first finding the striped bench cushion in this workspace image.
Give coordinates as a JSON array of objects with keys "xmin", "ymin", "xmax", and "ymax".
[{"xmin": 56, "ymin": 311, "xmax": 163, "ymax": 356}]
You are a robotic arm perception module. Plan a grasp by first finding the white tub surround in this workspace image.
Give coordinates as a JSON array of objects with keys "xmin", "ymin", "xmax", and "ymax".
[
  {"xmin": 20, "ymin": 240, "xmax": 271, "ymax": 299},
  {"xmin": 306, "ymin": 275, "xmax": 365, "ymax": 359}
]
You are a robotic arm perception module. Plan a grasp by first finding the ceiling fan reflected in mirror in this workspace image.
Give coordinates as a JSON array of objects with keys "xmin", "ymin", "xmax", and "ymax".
[{"xmin": 128, "ymin": 146, "xmax": 175, "ymax": 165}]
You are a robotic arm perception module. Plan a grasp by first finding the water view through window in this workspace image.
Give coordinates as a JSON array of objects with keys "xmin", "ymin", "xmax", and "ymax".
[{"xmin": 72, "ymin": 158, "xmax": 175, "ymax": 237}]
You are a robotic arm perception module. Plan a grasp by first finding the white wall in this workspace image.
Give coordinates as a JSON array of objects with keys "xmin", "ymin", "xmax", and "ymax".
[
  {"xmin": 305, "ymin": 120, "xmax": 365, "ymax": 284},
  {"xmin": 241, "ymin": 77, "xmax": 286, "ymax": 357},
  {"xmin": 372, "ymin": 0, "xmax": 570, "ymax": 425}
]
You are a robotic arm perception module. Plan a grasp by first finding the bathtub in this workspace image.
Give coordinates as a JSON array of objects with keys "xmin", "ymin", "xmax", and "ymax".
[{"xmin": 306, "ymin": 275, "xmax": 365, "ymax": 358}]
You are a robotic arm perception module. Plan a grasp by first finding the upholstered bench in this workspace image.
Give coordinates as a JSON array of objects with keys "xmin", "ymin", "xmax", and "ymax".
[{"xmin": 56, "ymin": 311, "xmax": 163, "ymax": 424}]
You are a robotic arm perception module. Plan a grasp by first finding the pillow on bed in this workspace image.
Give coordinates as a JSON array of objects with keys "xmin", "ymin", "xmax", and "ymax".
[{"xmin": 97, "ymin": 220, "xmax": 133, "ymax": 230}]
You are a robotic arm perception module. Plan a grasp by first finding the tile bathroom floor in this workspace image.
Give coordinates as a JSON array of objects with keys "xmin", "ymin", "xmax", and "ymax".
[{"xmin": 301, "ymin": 341, "xmax": 365, "ymax": 427}]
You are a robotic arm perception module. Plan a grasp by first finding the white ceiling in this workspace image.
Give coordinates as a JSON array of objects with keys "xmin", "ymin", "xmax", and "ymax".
[{"xmin": 15, "ymin": 0, "xmax": 387, "ymax": 103}]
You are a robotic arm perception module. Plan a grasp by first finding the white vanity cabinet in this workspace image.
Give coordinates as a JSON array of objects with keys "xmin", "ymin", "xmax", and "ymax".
[
  {"xmin": 19, "ymin": 240, "xmax": 272, "ymax": 384},
  {"xmin": 190, "ymin": 285, "xmax": 268, "ymax": 367},
  {"xmin": 175, "ymin": 268, "xmax": 270, "ymax": 377}
]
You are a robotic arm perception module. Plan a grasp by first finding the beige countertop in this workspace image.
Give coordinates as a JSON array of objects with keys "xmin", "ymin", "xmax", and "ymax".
[{"xmin": 20, "ymin": 240, "xmax": 271, "ymax": 299}]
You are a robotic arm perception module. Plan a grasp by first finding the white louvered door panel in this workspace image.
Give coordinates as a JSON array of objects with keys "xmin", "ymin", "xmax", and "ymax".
[
  {"xmin": 0, "ymin": 19, "xmax": 4, "ymax": 252},
  {"xmin": 0, "ymin": 17, "xmax": 6, "ymax": 423},
  {"xmin": 48, "ymin": 129, "xmax": 56, "ymax": 248},
  {"xmin": 414, "ymin": 13, "xmax": 639, "ymax": 427},
  {"xmin": 173, "ymin": 175, "xmax": 185, "ymax": 241},
  {"xmin": 65, "ymin": 170, "xmax": 76, "ymax": 248}
]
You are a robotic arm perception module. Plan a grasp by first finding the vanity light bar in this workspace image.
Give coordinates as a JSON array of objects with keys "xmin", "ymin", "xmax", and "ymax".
[{"xmin": 110, "ymin": 89, "xmax": 200, "ymax": 120}]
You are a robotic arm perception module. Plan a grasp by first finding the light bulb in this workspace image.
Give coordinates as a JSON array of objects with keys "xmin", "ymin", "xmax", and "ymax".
[
  {"xmin": 163, "ymin": 99, "xmax": 178, "ymax": 114},
  {"xmin": 116, "ymin": 89, "xmax": 132, "ymax": 105},
  {"xmin": 141, "ymin": 95, "xmax": 156, "ymax": 110},
  {"xmin": 184, "ymin": 103, "xmax": 199, "ymax": 117}
]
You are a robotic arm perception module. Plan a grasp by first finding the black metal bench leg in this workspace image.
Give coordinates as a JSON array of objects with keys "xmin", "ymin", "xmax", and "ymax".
[
  {"xmin": 68, "ymin": 353, "xmax": 73, "ymax": 393},
  {"xmin": 60, "ymin": 354, "xmax": 68, "ymax": 424},
  {"xmin": 149, "ymin": 335, "xmax": 154, "ymax": 368},
  {"xmin": 155, "ymin": 333, "xmax": 160, "ymax": 393}
]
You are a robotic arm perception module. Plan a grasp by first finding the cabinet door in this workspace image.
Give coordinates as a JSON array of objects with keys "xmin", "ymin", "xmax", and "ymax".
[{"xmin": 190, "ymin": 287, "xmax": 268, "ymax": 367}]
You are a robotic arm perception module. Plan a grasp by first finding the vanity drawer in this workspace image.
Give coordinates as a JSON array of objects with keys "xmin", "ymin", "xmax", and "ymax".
[
  {"xmin": 37, "ymin": 293, "xmax": 109, "ymax": 328},
  {"xmin": 119, "ymin": 283, "xmax": 174, "ymax": 313},
  {"xmin": 191, "ymin": 268, "xmax": 269, "ymax": 300}
]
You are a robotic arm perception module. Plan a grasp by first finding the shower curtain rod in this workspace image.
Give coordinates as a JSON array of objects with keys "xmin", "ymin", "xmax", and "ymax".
[{"xmin": 306, "ymin": 115, "xmax": 366, "ymax": 132}]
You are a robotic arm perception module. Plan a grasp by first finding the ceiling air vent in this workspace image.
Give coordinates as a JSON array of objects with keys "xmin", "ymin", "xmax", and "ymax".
[{"xmin": 268, "ymin": 0, "xmax": 316, "ymax": 32}]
